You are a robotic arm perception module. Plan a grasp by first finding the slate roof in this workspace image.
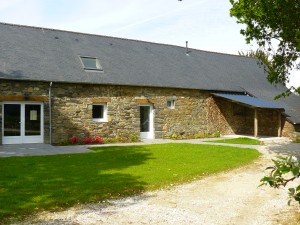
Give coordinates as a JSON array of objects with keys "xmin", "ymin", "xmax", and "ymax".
[
  {"xmin": 212, "ymin": 93, "xmax": 286, "ymax": 109},
  {"xmin": 0, "ymin": 22, "xmax": 299, "ymax": 124}
]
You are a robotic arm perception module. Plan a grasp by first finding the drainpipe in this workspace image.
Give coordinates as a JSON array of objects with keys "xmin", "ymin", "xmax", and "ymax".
[{"xmin": 49, "ymin": 82, "xmax": 53, "ymax": 145}]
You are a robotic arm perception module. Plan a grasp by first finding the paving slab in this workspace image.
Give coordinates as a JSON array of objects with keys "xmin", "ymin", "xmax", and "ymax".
[{"xmin": 0, "ymin": 144, "xmax": 91, "ymax": 157}]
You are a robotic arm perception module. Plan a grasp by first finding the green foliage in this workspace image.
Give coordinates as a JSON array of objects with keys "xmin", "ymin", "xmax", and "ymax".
[
  {"xmin": 230, "ymin": 0, "xmax": 300, "ymax": 95},
  {"xmin": 205, "ymin": 137, "xmax": 261, "ymax": 145},
  {"xmin": 129, "ymin": 134, "xmax": 140, "ymax": 142},
  {"xmin": 213, "ymin": 131, "xmax": 221, "ymax": 138},
  {"xmin": 102, "ymin": 135, "xmax": 140, "ymax": 144},
  {"xmin": 204, "ymin": 132, "xmax": 210, "ymax": 138},
  {"xmin": 59, "ymin": 139, "xmax": 70, "ymax": 146},
  {"xmin": 171, "ymin": 133, "xmax": 178, "ymax": 140},
  {"xmin": 295, "ymin": 138, "xmax": 300, "ymax": 143},
  {"xmin": 194, "ymin": 133, "xmax": 201, "ymax": 139},
  {"xmin": 239, "ymin": 49, "xmax": 273, "ymax": 73},
  {"xmin": 0, "ymin": 144, "xmax": 259, "ymax": 222},
  {"xmin": 259, "ymin": 155, "xmax": 300, "ymax": 205}
]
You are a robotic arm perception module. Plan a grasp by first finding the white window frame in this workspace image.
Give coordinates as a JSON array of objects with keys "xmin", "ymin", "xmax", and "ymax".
[
  {"xmin": 92, "ymin": 103, "xmax": 107, "ymax": 122},
  {"xmin": 2, "ymin": 101, "xmax": 44, "ymax": 144},
  {"xmin": 167, "ymin": 99, "xmax": 176, "ymax": 109}
]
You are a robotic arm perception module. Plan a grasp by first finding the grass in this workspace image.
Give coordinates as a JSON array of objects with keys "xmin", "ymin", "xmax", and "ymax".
[
  {"xmin": 204, "ymin": 137, "xmax": 262, "ymax": 145},
  {"xmin": 0, "ymin": 143, "xmax": 260, "ymax": 222}
]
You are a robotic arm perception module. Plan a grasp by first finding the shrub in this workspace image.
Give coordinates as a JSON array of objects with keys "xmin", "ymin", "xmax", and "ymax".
[
  {"xmin": 194, "ymin": 133, "xmax": 201, "ymax": 139},
  {"xmin": 70, "ymin": 136, "xmax": 79, "ymax": 145},
  {"xmin": 83, "ymin": 134, "xmax": 93, "ymax": 144},
  {"xmin": 61, "ymin": 133, "xmax": 138, "ymax": 145},
  {"xmin": 204, "ymin": 133, "xmax": 210, "ymax": 138},
  {"xmin": 60, "ymin": 139, "xmax": 69, "ymax": 146},
  {"xmin": 214, "ymin": 131, "xmax": 221, "ymax": 138},
  {"xmin": 260, "ymin": 155, "xmax": 300, "ymax": 205},
  {"xmin": 103, "ymin": 138, "xmax": 118, "ymax": 144},
  {"xmin": 93, "ymin": 136, "xmax": 103, "ymax": 144},
  {"xmin": 171, "ymin": 133, "xmax": 178, "ymax": 140},
  {"xmin": 129, "ymin": 135, "xmax": 140, "ymax": 142}
]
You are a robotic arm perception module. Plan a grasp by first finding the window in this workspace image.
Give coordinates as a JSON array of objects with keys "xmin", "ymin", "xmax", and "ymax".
[
  {"xmin": 92, "ymin": 103, "xmax": 107, "ymax": 122},
  {"xmin": 167, "ymin": 99, "xmax": 175, "ymax": 109},
  {"xmin": 80, "ymin": 56, "xmax": 103, "ymax": 71}
]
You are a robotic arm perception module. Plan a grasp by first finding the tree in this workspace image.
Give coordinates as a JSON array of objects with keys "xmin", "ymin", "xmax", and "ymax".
[
  {"xmin": 238, "ymin": 49, "xmax": 273, "ymax": 72},
  {"xmin": 230, "ymin": 0, "xmax": 300, "ymax": 95}
]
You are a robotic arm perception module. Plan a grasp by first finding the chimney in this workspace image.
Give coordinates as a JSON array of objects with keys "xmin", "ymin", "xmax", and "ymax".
[{"xmin": 186, "ymin": 41, "xmax": 190, "ymax": 55}]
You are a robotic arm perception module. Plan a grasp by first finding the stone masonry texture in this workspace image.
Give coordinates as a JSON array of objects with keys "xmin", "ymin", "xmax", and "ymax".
[{"xmin": 0, "ymin": 80, "xmax": 297, "ymax": 144}]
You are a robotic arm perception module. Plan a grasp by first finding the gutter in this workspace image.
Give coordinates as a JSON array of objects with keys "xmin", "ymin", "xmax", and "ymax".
[{"xmin": 49, "ymin": 82, "xmax": 53, "ymax": 145}]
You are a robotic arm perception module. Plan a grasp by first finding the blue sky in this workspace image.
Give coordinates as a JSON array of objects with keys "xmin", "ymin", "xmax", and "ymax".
[{"xmin": 0, "ymin": 0, "xmax": 299, "ymax": 87}]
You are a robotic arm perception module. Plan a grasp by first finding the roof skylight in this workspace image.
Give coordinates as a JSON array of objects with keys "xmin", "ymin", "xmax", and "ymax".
[{"xmin": 80, "ymin": 56, "xmax": 103, "ymax": 71}]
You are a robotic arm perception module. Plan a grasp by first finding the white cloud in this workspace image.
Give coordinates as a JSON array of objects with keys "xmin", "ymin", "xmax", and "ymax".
[
  {"xmin": 287, "ymin": 70, "xmax": 300, "ymax": 88},
  {"xmin": 0, "ymin": 0, "xmax": 43, "ymax": 25}
]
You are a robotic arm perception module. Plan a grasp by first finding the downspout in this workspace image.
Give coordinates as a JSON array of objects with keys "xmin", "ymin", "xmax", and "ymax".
[{"xmin": 49, "ymin": 82, "xmax": 53, "ymax": 145}]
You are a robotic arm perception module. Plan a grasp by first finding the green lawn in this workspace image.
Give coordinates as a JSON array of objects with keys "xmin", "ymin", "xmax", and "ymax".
[
  {"xmin": 0, "ymin": 143, "xmax": 260, "ymax": 222},
  {"xmin": 204, "ymin": 137, "xmax": 262, "ymax": 145}
]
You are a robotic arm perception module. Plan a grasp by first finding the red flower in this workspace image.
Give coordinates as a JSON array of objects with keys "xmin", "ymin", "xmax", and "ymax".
[
  {"xmin": 83, "ymin": 134, "xmax": 93, "ymax": 144},
  {"xmin": 93, "ymin": 136, "xmax": 103, "ymax": 144},
  {"xmin": 70, "ymin": 136, "xmax": 79, "ymax": 145}
]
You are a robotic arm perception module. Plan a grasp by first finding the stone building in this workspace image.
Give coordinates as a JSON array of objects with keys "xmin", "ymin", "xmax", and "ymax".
[{"xmin": 1, "ymin": 23, "xmax": 299, "ymax": 145}]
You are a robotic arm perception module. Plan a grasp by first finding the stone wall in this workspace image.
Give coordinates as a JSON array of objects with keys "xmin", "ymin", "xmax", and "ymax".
[
  {"xmin": 208, "ymin": 96, "xmax": 254, "ymax": 135},
  {"xmin": 51, "ymin": 83, "xmax": 211, "ymax": 143},
  {"xmin": 208, "ymin": 96, "xmax": 280, "ymax": 137},
  {"xmin": 282, "ymin": 120, "xmax": 300, "ymax": 140},
  {"xmin": 1, "ymin": 79, "xmax": 298, "ymax": 145},
  {"xmin": 0, "ymin": 103, "xmax": 2, "ymax": 145},
  {"xmin": 0, "ymin": 80, "xmax": 50, "ymax": 143},
  {"xmin": 257, "ymin": 108, "xmax": 280, "ymax": 136}
]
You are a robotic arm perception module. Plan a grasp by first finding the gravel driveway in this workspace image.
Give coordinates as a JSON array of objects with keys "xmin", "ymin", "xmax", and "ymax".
[{"xmin": 15, "ymin": 142, "xmax": 300, "ymax": 225}]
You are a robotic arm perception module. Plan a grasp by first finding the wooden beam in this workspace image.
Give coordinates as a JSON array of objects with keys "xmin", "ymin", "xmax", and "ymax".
[
  {"xmin": 254, "ymin": 108, "xmax": 258, "ymax": 137},
  {"xmin": 135, "ymin": 99, "xmax": 158, "ymax": 104},
  {"xmin": 0, "ymin": 96, "xmax": 48, "ymax": 101},
  {"xmin": 90, "ymin": 98, "xmax": 111, "ymax": 103},
  {"xmin": 278, "ymin": 111, "xmax": 282, "ymax": 137}
]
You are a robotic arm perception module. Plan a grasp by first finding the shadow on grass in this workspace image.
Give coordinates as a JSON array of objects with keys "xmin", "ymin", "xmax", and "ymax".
[{"xmin": 0, "ymin": 146, "xmax": 153, "ymax": 221}]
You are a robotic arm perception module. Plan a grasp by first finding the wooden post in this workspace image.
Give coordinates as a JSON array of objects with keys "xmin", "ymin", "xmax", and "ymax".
[
  {"xmin": 254, "ymin": 108, "xmax": 258, "ymax": 137},
  {"xmin": 278, "ymin": 111, "xmax": 282, "ymax": 137}
]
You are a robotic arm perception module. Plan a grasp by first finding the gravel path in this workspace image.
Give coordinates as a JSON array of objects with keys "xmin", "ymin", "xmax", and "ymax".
[{"xmin": 16, "ymin": 142, "xmax": 300, "ymax": 225}]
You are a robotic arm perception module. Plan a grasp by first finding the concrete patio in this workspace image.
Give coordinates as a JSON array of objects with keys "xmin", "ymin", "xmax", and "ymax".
[{"xmin": 0, "ymin": 135, "xmax": 294, "ymax": 157}]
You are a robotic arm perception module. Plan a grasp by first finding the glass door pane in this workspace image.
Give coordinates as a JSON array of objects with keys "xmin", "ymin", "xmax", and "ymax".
[
  {"xmin": 4, "ymin": 104, "xmax": 21, "ymax": 136},
  {"xmin": 140, "ymin": 106, "xmax": 150, "ymax": 132},
  {"xmin": 25, "ymin": 104, "xmax": 41, "ymax": 136}
]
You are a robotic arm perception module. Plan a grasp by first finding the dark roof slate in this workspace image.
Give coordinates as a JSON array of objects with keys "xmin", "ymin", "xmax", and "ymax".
[
  {"xmin": 212, "ymin": 93, "xmax": 286, "ymax": 109},
  {"xmin": 0, "ymin": 23, "xmax": 300, "ymax": 124}
]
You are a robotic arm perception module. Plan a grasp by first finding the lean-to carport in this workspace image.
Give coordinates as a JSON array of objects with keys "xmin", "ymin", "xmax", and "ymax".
[{"xmin": 212, "ymin": 93, "xmax": 286, "ymax": 137}]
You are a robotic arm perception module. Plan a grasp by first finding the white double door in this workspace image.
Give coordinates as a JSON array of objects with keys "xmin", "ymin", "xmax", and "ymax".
[{"xmin": 2, "ymin": 102, "xmax": 44, "ymax": 144}]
